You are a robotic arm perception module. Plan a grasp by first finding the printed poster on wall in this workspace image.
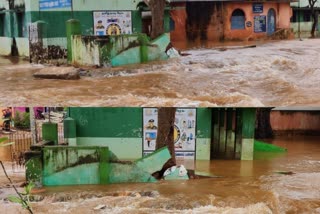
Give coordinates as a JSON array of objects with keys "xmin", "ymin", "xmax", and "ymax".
[
  {"xmin": 143, "ymin": 108, "xmax": 197, "ymax": 160},
  {"xmin": 254, "ymin": 15, "xmax": 266, "ymax": 33},
  {"xmin": 39, "ymin": 0, "xmax": 72, "ymax": 10},
  {"xmin": 93, "ymin": 11, "xmax": 132, "ymax": 36}
]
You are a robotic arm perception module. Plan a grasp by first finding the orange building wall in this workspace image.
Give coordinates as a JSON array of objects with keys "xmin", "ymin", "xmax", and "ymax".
[
  {"xmin": 224, "ymin": 2, "xmax": 277, "ymax": 41},
  {"xmin": 278, "ymin": 3, "xmax": 292, "ymax": 28},
  {"xmin": 170, "ymin": 2, "xmax": 292, "ymax": 45},
  {"xmin": 170, "ymin": 3, "xmax": 187, "ymax": 42},
  {"xmin": 271, "ymin": 111, "xmax": 320, "ymax": 132}
]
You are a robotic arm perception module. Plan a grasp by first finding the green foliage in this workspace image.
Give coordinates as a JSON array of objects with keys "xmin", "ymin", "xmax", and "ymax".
[
  {"xmin": 0, "ymin": 137, "xmax": 9, "ymax": 144},
  {"xmin": 13, "ymin": 111, "xmax": 30, "ymax": 129},
  {"xmin": 7, "ymin": 182, "xmax": 34, "ymax": 210}
]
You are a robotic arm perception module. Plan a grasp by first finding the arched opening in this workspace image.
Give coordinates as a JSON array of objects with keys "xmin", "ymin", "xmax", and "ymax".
[
  {"xmin": 267, "ymin": 9, "xmax": 276, "ymax": 35},
  {"xmin": 231, "ymin": 9, "xmax": 245, "ymax": 30}
]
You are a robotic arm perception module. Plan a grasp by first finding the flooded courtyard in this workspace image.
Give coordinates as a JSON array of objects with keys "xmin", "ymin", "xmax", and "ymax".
[
  {"xmin": 0, "ymin": 39, "xmax": 320, "ymax": 107},
  {"xmin": 1, "ymin": 136, "xmax": 319, "ymax": 213}
]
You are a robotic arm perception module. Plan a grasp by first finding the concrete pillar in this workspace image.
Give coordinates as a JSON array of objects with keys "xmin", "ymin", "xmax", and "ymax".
[
  {"xmin": 225, "ymin": 109, "xmax": 236, "ymax": 159},
  {"xmin": 235, "ymin": 109, "xmax": 242, "ymax": 159},
  {"xmin": 35, "ymin": 20, "xmax": 48, "ymax": 39},
  {"xmin": 66, "ymin": 19, "xmax": 81, "ymax": 63},
  {"xmin": 219, "ymin": 109, "xmax": 226, "ymax": 156},
  {"xmin": 42, "ymin": 123, "xmax": 58, "ymax": 145},
  {"xmin": 211, "ymin": 109, "xmax": 220, "ymax": 159},
  {"xmin": 240, "ymin": 108, "xmax": 256, "ymax": 160},
  {"xmin": 64, "ymin": 117, "xmax": 77, "ymax": 146}
]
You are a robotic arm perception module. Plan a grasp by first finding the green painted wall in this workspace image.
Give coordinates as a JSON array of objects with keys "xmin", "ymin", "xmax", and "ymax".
[
  {"xmin": 68, "ymin": 107, "xmax": 213, "ymax": 160},
  {"xmin": 77, "ymin": 138, "xmax": 142, "ymax": 160},
  {"xmin": 196, "ymin": 108, "xmax": 212, "ymax": 160},
  {"xmin": 26, "ymin": 10, "xmax": 142, "ymax": 38},
  {"xmin": 196, "ymin": 108, "xmax": 212, "ymax": 138},
  {"xmin": 42, "ymin": 146, "xmax": 109, "ymax": 186},
  {"xmin": 69, "ymin": 107, "xmax": 142, "ymax": 138}
]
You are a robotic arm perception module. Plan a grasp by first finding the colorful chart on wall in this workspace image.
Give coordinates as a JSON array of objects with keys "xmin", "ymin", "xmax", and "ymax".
[
  {"xmin": 93, "ymin": 11, "xmax": 132, "ymax": 36},
  {"xmin": 143, "ymin": 108, "xmax": 197, "ymax": 159}
]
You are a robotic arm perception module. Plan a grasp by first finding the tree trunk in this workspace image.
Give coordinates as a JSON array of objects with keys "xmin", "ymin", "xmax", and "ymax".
[
  {"xmin": 311, "ymin": 10, "xmax": 319, "ymax": 38},
  {"xmin": 151, "ymin": 107, "xmax": 176, "ymax": 179},
  {"xmin": 156, "ymin": 107, "xmax": 176, "ymax": 163},
  {"xmin": 255, "ymin": 108, "xmax": 274, "ymax": 139},
  {"xmin": 145, "ymin": 0, "xmax": 166, "ymax": 39}
]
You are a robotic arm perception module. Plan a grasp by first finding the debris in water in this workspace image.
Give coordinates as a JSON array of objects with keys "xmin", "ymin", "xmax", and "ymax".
[
  {"xmin": 33, "ymin": 67, "xmax": 80, "ymax": 80},
  {"xmin": 93, "ymin": 204, "xmax": 106, "ymax": 210},
  {"xmin": 275, "ymin": 171, "xmax": 295, "ymax": 175},
  {"xmin": 164, "ymin": 165, "xmax": 189, "ymax": 180}
]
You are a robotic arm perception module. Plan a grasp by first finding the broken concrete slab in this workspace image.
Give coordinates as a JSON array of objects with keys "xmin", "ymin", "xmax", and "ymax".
[
  {"xmin": 135, "ymin": 146, "xmax": 171, "ymax": 174},
  {"xmin": 33, "ymin": 66, "xmax": 80, "ymax": 80}
]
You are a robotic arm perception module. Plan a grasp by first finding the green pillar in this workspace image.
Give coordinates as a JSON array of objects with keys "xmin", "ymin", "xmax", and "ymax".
[
  {"xmin": 164, "ymin": 10, "xmax": 171, "ymax": 33},
  {"xmin": 138, "ymin": 34, "xmax": 149, "ymax": 63},
  {"xmin": 64, "ymin": 117, "xmax": 77, "ymax": 146},
  {"xmin": 99, "ymin": 147, "xmax": 109, "ymax": 184},
  {"xmin": 42, "ymin": 123, "xmax": 58, "ymax": 145},
  {"xmin": 8, "ymin": 11, "xmax": 14, "ymax": 38},
  {"xmin": 240, "ymin": 108, "xmax": 256, "ymax": 160},
  {"xmin": 66, "ymin": 19, "xmax": 81, "ymax": 63}
]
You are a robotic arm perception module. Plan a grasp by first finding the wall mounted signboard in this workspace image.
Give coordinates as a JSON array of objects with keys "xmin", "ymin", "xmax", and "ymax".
[
  {"xmin": 143, "ymin": 108, "xmax": 197, "ymax": 162},
  {"xmin": 254, "ymin": 15, "xmax": 266, "ymax": 33},
  {"xmin": 39, "ymin": 0, "xmax": 71, "ymax": 10},
  {"xmin": 93, "ymin": 11, "xmax": 132, "ymax": 36},
  {"xmin": 253, "ymin": 3, "xmax": 263, "ymax": 13}
]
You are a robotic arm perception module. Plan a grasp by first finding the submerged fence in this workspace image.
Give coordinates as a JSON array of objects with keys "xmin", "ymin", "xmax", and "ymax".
[{"xmin": 7, "ymin": 121, "xmax": 64, "ymax": 169}]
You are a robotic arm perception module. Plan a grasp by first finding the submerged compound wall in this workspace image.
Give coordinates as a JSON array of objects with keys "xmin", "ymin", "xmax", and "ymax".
[
  {"xmin": 271, "ymin": 110, "xmax": 320, "ymax": 135},
  {"xmin": 71, "ymin": 33, "xmax": 170, "ymax": 67}
]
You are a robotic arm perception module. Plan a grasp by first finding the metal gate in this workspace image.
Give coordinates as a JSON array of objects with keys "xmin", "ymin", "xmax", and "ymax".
[{"xmin": 267, "ymin": 9, "xmax": 276, "ymax": 36}]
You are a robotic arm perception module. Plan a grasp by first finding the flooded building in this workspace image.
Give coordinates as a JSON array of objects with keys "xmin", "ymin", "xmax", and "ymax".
[
  {"xmin": 61, "ymin": 107, "xmax": 257, "ymax": 163},
  {"xmin": 0, "ymin": 0, "xmax": 171, "ymax": 61},
  {"xmin": 290, "ymin": 0, "xmax": 320, "ymax": 37},
  {"xmin": 170, "ymin": 0, "xmax": 294, "ymax": 49}
]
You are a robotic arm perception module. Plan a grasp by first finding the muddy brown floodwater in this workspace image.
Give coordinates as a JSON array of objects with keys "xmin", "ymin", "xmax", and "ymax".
[
  {"xmin": 0, "ymin": 136, "xmax": 319, "ymax": 213},
  {"xmin": 0, "ymin": 39, "xmax": 320, "ymax": 107}
]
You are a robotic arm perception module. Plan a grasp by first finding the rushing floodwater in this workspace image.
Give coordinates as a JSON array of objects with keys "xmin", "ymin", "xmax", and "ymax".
[
  {"xmin": 1, "ymin": 136, "xmax": 319, "ymax": 213},
  {"xmin": 0, "ymin": 39, "xmax": 320, "ymax": 107}
]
